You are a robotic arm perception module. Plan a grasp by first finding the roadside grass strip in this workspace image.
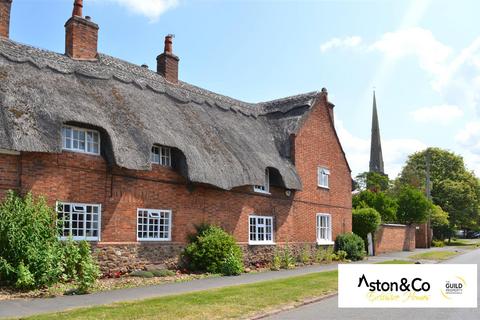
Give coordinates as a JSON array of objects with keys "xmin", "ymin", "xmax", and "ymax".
[
  {"xmin": 24, "ymin": 271, "xmax": 338, "ymax": 320},
  {"xmin": 375, "ymin": 260, "xmax": 415, "ymax": 264},
  {"xmin": 408, "ymin": 251, "xmax": 459, "ymax": 261}
]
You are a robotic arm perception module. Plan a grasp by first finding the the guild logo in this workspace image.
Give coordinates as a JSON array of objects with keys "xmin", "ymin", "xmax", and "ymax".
[{"xmin": 441, "ymin": 277, "xmax": 466, "ymax": 299}]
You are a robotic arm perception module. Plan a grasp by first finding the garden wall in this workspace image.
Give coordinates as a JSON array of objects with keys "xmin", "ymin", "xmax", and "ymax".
[
  {"xmin": 415, "ymin": 223, "xmax": 433, "ymax": 248},
  {"xmin": 374, "ymin": 224, "xmax": 415, "ymax": 255}
]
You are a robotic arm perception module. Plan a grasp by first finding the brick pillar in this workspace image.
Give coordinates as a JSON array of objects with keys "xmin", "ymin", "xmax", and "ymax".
[{"xmin": 0, "ymin": 0, "xmax": 12, "ymax": 38}]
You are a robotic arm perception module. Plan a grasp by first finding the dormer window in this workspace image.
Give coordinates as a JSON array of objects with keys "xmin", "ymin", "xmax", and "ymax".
[
  {"xmin": 253, "ymin": 168, "xmax": 270, "ymax": 194},
  {"xmin": 317, "ymin": 167, "xmax": 330, "ymax": 189},
  {"xmin": 62, "ymin": 126, "xmax": 100, "ymax": 155},
  {"xmin": 151, "ymin": 145, "xmax": 171, "ymax": 167}
]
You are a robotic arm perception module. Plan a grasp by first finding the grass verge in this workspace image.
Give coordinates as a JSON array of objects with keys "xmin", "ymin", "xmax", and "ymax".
[
  {"xmin": 408, "ymin": 251, "xmax": 459, "ymax": 261},
  {"xmin": 25, "ymin": 271, "xmax": 338, "ymax": 320},
  {"xmin": 376, "ymin": 260, "xmax": 414, "ymax": 264}
]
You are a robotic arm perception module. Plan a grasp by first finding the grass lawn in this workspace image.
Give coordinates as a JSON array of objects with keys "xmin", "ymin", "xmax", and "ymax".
[
  {"xmin": 25, "ymin": 271, "xmax": 338, "ymax": 320},
  {"xmin": 376, "ymin": 260, "xmax": 414, "ymax": 264},
  {"xmin": 445, "ymin": 239, "xmax": 480, "ymax": 249},
  {"xmin": 408, "ymin": 251, "xmax": 459, "ymax": 261}
]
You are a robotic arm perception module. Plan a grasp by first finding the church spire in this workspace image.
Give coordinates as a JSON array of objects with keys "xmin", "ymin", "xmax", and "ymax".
[{"xmin": 369, "ymin": 91, "xmax": 385, "ymax": 174}]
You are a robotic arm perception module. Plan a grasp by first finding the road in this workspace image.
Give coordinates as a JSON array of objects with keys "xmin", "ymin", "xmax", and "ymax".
[{"xmin": 266, "ymin": 248, "xmax": 480, "ymax": 320}]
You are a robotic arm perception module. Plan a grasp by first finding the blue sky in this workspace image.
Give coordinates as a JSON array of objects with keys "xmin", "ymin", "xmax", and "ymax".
[{"xmin": 8, "ymin": 0, "xmax": 480, "ymax": 177}]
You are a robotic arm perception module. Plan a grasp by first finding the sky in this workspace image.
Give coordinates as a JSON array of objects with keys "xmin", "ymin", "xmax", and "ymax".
[{"xmin": 7, "ymin": 0, "xmax": 480, "ymax": 178}]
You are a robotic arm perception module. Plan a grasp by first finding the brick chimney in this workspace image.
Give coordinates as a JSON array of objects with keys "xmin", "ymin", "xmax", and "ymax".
[
  {"xmin": 157, "ymin": 35, "xmax": 179, "ymax": 83},
  {"xmin": 0, "ymin": 0, "xmax": 12, "ymax": 38},
  {"xmin": 65, "ymin": 0, "xmax": 99, "ymax": 60}
]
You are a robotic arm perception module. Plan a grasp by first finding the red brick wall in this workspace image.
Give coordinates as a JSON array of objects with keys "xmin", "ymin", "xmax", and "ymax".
[
  {"xmin": 415, "ymin": 223, "xmax": 432, "ymax": 248},
  {"xmin": 0, "ymin": 0, "xmax": 12, "ymax": 39},
  {"xmin": 65, "ymin": 16, "xmax": 99, "ymax": 60},
  {"xmin": 375, "ymin": 224, "xmax": 416, "ymax": 254},
  {"xmin": 0, "ymin": 96, "xmax": 352, "ymax": 264}
]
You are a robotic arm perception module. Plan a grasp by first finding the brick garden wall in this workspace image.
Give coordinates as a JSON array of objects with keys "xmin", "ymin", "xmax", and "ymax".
[
  {"xmin": 374, "ymin": 224, "xmax": 416, "ymax": 255},
  {"xmin": 0, "ymin": 97, "xmax": 352, "ymax": 272}
]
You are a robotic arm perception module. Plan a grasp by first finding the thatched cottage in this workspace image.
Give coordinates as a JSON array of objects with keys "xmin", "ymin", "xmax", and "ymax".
[{"xmin": 0, "ymin": 0, "xmax": 352, "ymax": 271}]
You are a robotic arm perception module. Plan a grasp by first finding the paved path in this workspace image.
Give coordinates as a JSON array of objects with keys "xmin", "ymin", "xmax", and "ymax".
[
  {"xmin": 266, "ymin": 248, "xmax": 480, "ymax": 320},
  {"xmin": 0, "ymin": 247, "xmax": 468, "ymax": 319}
]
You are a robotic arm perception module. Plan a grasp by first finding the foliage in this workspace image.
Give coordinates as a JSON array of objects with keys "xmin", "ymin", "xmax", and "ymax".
[
  {"xmin": 396, "ymin": 186, "xmax": 431, "ymax": 224},
  {"xmin": 314, "ymin": 247, "xmax": 327, "ymax": 263},
  {"xmin": 220, "ymin": 251, "xmax": 244, "ymax": 276},
  {"xmin": 183, "ymin": 225, "xmax": 244, "ymax": 275},
  {"xmin": 76, "ymin": 241, "xmax": 101, "ymax": 293},
  {"xmin": 299, "ymin": 245, "xmax": 311, "ymax": 264},
  {"xmin": 397, "ymin": 147, "xmax": 480, "ymax": 232},
  {"xmin": 355, "ymin": 172, "xmax": 390, "ymax": 192},
  {"xmin": 324, "ymin": 246, "xmax": 334, "ymax": 263},
  {"xmin": 281, "ymin": 246, "xmax": 296, "ymax": 269},
  {"xmin": 0, "ymin": 192, "xmax": 100, "ymax": 291},
  {"xmin": 0, "ymin": 192, "xmax": 63, "ymax": 288},
  {"xmin": 431, "ymin": 240, "xmax": 445, "ymax": 247},
  {"xmin": 430, "ymin": 204, "xmax": 449, "ymax": 227},
  {"xmin": 271, "ymin": 250, "xmax": 282, "ymax": 271},
  {"xmin": 130, "ymin": 270, "xmax": 154, "ymax": 278},
  {"xmin": 352, "ymin": 207, "xmax": 381, "ymax": 241},
  {"xmin": 352, "ymin": 190, "xmax": 397, "ymax": 223},
  {"xmin": 151, "ymin": 269, "xmax": 176, "ymax": 277},
  {"xmin": 334, "ymin": 250, "xmax": 348, "ymax": 261},
  {"xmin": 335, "ymin": 233, "xmax": 366, "ymax": 261}
]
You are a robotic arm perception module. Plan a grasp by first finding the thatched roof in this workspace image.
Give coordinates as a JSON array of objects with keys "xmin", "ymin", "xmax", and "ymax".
[{"xmin": 0, "ymin": 38, "xmax": 335, "ymax": 190}]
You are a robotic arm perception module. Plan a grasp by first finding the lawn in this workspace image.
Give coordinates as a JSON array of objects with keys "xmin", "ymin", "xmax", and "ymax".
[
  {"xmin": 25, "ymin": 271, "xmax": 338, "ymax": 320},
  {"xmin": 445, "ymin": 239, "xmax": 480, "ymax": 249},
  {"xmin": 408, "ymin": 251, "xmax": 459, "ymax": 261},
  {"xmin": 376, "ymin": 260, "xmax": 414, "ymax": 264}
]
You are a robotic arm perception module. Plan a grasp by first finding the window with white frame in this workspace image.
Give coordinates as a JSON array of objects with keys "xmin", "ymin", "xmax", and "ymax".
[
  {"xmin": 56, "ymin": 202, "xmax": 101, "ymax": 241},
  {"xmin": 62, "ymin": 126, "xmax": 100, "ymax": 155},
  {"xmin": 151, "ymin": 145, "xmax": 172, "ymax": 167},
  {"xmin": 317, "ymin": 167, "xmax": 330, "ymax": 188},
  {"xmin": 316, "ymin": 213, "xmax": 332, "ymax": 244},
  {"xmin": 253, "ymin": 168, "xmax": 270, "ymax": 194},
  {"xmin": 249, "ymin": 215, "xmax": 274, "ymax": 244},
  {"xmin": 137, "ymin": 209, "xmax": 172, "ymax": 241}
]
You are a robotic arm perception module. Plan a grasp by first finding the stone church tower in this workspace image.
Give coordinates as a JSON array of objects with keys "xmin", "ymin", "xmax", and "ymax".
[{"xmin": 369, "ymin": 91, "xmax": 385, "ymax": 174}]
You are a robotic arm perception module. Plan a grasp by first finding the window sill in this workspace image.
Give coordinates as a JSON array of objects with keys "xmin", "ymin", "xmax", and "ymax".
[
  {"xmin": 316, "ymin": 240, "xmax": 334, "ymax": 245},
  {"xmin": 317, "ymin": 185, "xmax": 330, "ymax": 190},
  {"xmin": 248, "ymin": 241, "xmax": 276, "ymax": 246},
  {"xmin": 137, "ymin": 238, "xmax": 172, "ymax": 242},
  {"xmin": 62, "ymin": 149, "xmax": 101, "ymax": 156},
  {"xmin": 253, "ymin": 190, "xmax": 271, "ymax": 195},
  {"xmin": 59, "ymin": 237, "xmax": 100, "ymax": 242}
]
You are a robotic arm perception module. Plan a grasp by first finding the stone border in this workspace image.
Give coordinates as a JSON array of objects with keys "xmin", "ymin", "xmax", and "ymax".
[{"xmin": 249, "ymin": 292, "xmax": 338, "ymax": 320}]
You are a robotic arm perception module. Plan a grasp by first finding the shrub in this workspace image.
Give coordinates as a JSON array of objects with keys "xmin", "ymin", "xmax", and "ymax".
[
  {"xmin": 271, "ymin": 250, "xmax": 282, "ymax": 271},
  {"xmin": 324, "ymin": 246, "xmax": 334, "ymax": 263},
  {"xmin": 352, "ymin": 208, "xmax": 381, "ymax": 241},
  {"xmin": 314, "ymin": 247, "xmax": 327, "ymax": 263},
  {"xmin": 183, "ymin": 225, "xmax": 244, "ymax": 275},
  {"xmin": 0, "ymin": 192, "xmax": 100, "ymax": 292},
  {"xmin": 220, "ymin": 251, "xmax": 244, "ymax": 276},
  {"xmin": 151, "ymin": 269, "xmax": 176, "ymax": 277},
  {"xmin": 432, "ymin": 240, "xmax": 445, "ymax": 247},
  {"xmin": 281, "ymin": 246, "xmax": 296, "ymax": 269},
  {"xmin": 130, "ymin": 270, "xmax": 154, "ymax": 278},
  {"xmin": 335, "ymin": 250, "xmax": 348, "ymax": 261},
  {"xmin": 0, "ymin": 192, "xmax": 63, "ymax": 288},
  {"xmin": 299, "ymin": 245, "xmax": 311, "ymax": 264},
  {"xmin": 335, "ymin": 233, "xmax": 366, "ymax": 261}
]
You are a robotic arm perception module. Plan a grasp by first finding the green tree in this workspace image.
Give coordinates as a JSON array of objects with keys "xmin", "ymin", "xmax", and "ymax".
[
  {"xmin": 352, "ymin": 190, "xmax": 397, "ymax": 223},
  {"xmin": 355, "ymin": 172, "xmax": 390, "ymax": 192},
  {"xmin": 397, "ymin": 147, "xmax": 480, "ymax": 232},
  {"xmin": 396, "ymin": 186, "xmax": 431, "ymax": 224},
  {"xmin": 352, "ymin": 208, "xmax": 381, "ymax": 241}
]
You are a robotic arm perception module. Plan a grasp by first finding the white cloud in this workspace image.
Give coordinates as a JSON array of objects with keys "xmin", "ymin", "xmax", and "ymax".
[
  {"xmin": 368, "ymin": 27, "xmax": 452, "ymax": 77},
  {"xmin": 320, "ymin": 36, "xmax": 362, "ymax": 53},
  {"xmin": 410, "ymin": 104, "xmax": 463, "ymax": 125},
  {"xmin": 456, "ymin": 121, "xmax": 480, "ymax": 152},
  {"xmin": 105, "ymin": 0, "xmax": 179, "ymax": 22},
  {"xmin": 335, "ymin": 120, "xmax": 426, "ymax": 178}
]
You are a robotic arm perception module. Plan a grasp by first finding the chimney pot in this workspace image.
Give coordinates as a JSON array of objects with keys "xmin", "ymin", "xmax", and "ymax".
[
  {"xmin": 157, "ymin": 34, "xmax": 179, "ymax": 84},
  {"xmin": 85, "ymin": 16, "xmax": 91, "ymax": 21},
  {"xmin": 72, "ymin": 0, "xmax": 83, "ymax": 17},
  {"xmin": 0, "ymin": 0, "xmax": 13, "ymax": 39}
]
